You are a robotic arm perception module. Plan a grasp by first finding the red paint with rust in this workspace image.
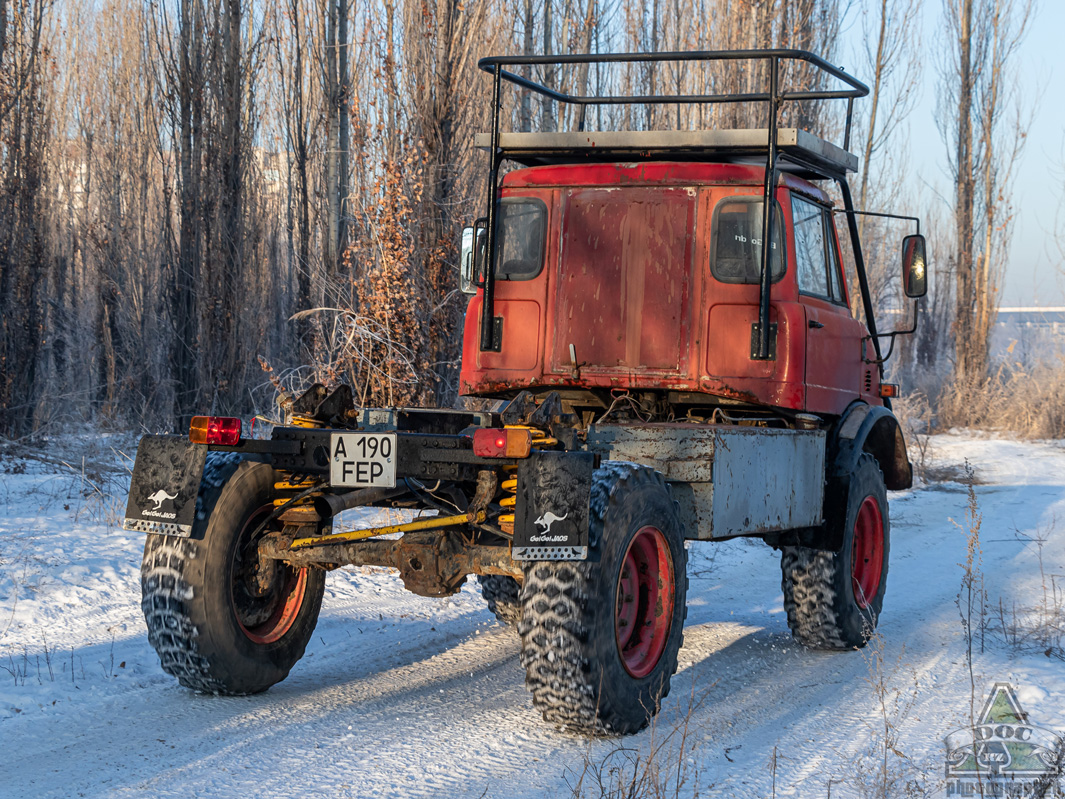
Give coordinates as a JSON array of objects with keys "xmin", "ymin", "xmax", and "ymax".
[{"xmin": 458, "ymin": 161, "xmax": 881, "ymax": 416}]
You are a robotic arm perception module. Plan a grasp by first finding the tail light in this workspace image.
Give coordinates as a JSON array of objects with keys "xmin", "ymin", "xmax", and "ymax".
[
  {"xmin": 472, "ymin": 428, "xmax": 532, "ymax": 458},
  {"xmin": 190, "ymin": 416, "xmax": 242, "ymax": 446}
]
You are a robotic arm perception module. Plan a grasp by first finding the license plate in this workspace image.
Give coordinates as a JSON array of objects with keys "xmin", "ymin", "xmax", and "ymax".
[{"xmin": 329, "ymin": 433, "xmax": 397, "ymax": 488}]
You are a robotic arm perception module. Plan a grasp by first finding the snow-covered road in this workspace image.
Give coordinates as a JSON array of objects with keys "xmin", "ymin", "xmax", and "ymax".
[{"xmin": 2, "ymin": 432, "xmax": 1064, "ymax": 797}]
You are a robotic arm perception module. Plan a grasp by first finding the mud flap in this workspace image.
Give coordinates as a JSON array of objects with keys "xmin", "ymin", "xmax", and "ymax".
[
  {"xmin": 123, "ymin": 435, "xmax": 207, "ymax": 537},
  {"xmin": 513, "ymin": 451, "xmax": 594, "ymax": 561}
]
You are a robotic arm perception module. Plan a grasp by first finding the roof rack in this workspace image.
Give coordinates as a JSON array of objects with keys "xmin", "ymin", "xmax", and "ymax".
[
  {"xmin": 473, "ymin": 128, "xmax": 859, "ymax": 179},
  {"xmin": 474, "ymin": 50, "xmax": 877, "ymax": 364},
  {"xmin": 477, "ymin": 49, "xmax": 867, "ymax": 177}
]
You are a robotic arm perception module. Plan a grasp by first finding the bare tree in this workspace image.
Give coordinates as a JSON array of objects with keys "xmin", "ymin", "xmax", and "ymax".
[
  {"xmin": 0, "ymin": 0, "xmax": 51, "ymax": 435},
  {"xmin": 844, "ymin": 0, "xmax": 922, "ymax": 317},
  {"xmin": 939, "ymin": 0, "xmax": 1033, "ymax": 386},
  {"xmin": 321, "ymin": 0, "xmax": 350, "ymax": 273}
]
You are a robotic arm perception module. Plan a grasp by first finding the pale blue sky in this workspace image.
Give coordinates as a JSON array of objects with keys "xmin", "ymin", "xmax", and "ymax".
[{"xmin": 842, "ymin": 0, "xmax": 1063, "ymax": 306}]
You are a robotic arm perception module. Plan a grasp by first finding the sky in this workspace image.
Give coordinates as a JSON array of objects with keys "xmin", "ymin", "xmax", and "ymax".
[{"xmin": 841, "ymin": 0, "xmax": 1064, "ymax": 307}]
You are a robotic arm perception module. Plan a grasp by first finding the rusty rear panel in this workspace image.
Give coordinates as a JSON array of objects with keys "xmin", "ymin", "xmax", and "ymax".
[{"xmin": 549, "ymin": 186, "xmax": 696, "ymax": 376}]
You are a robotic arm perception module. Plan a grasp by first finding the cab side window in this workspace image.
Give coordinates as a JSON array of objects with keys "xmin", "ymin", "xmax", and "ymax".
[{"xmin": 792, "ymin": 194, "xmax": 846, "ymax": 305}]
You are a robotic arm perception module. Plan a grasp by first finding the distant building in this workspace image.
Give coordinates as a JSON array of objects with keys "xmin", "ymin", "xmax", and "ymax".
[{"xmin": 992, "ymin": 307, "xmax": 1065, "ymax": 363}]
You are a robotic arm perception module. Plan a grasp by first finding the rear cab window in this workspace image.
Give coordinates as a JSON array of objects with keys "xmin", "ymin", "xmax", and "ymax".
[
  {"xmin": 495, "ymin": 198, "xmax": 547, "ymax": 280},
  {"xmin": 710, "ymin": 196, "xmax": 785, "ymax": 284}
]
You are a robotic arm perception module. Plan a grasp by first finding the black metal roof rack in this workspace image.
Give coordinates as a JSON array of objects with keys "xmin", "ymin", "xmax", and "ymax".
[
  {"xmin": 472, "ymin": 128, "xmax": 859, "ymax": 179},
  {"xmin": 474, "ymin": 50, "xmax": 879, "ymax": 366}
]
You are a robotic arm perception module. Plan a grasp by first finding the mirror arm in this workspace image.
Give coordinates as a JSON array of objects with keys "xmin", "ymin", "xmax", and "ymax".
[
  {"xmin": 833, "ymin": 208, "xmax": 920, "ymax": 235},
  {"xmin": 863, "ymin": 299, "xmax": 920, "ymax": 365}
]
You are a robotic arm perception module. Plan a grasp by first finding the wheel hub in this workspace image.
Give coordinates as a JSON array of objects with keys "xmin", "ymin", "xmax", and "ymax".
[
  {"xmin": 851, "ymin": 496, "xmax": 884, "ymax": 610},
  {"xmin": 614, "ymin": 526, "xmax": 675, "ymax": 678},
  {"xmin": 233, "ymin": 505, "xmax": 309, "ymax": 644}
]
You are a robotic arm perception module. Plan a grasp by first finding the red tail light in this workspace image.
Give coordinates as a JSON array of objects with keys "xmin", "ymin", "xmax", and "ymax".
[
  {"xmin": 189, "ymin": 416, "xmax": 242, "ymax": 446},
  {"xmin": 472, "ymin": 428, "xmax": 532, "ymax": 458}
]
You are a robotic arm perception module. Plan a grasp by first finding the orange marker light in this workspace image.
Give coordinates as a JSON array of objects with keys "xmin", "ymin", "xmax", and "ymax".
[
  {"xmin": 879, "ymin": 384, "xmax": 900, "ymax": 399},
  {"xmin": 189, "ymin": 416, "xmax": 242, "ymax": 446},
  {"xmin": 472, "ymin": 428, "xmax": 533, "ymax": 458}
]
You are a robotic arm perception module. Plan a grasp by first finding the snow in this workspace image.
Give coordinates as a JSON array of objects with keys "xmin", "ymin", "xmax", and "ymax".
[{"xmin": 2, "ymin": 431, "xmax": 1065, "ymax": 797}]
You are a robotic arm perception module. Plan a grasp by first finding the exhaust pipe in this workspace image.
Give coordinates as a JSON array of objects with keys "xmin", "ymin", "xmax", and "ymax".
[{"xmin": 314, "ymin": 485, "xmax": 409, "ymax": 519}]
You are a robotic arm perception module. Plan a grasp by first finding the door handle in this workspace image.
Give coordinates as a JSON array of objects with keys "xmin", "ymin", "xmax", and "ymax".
[{"xmin": 808, "ymin": 320, "xmax": 825, "ymax": 329}]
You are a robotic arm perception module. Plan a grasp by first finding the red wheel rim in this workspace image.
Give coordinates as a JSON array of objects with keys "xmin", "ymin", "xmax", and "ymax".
[
  {"xmin": 614, "ymin": 526, "xmax": 675, "ymax": 679},
  {"xmin": 233, "ymin": 505, "xmax": 310, "ymax": 645},
  {"xmin": 851, "ymin": 496, "xmax": 884, "ymax": 610}
]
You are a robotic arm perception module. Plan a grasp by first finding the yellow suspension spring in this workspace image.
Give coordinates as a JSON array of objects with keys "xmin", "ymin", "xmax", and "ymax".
[
  {"xmin": 274, "ymin": 413, "xmax": 324, "ymax": 506},
  {"xmin": 497, "ymin": 426, "xmax": 558, "ymax": 534},
  {"xmin": 273, "ymin": 479, "xmax": 319, "ymax": 507},
  {"xmin": 499, "ymin": 466, "xmax": 517, "ymax": 534}
]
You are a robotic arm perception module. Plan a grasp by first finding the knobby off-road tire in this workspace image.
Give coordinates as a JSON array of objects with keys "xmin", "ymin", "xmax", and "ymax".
[
  {"xmin": 781, "ymin": 452, "xmax": 889, "ymax": 649},
  {"xmin": 518, "ymin": 462, "xmax": 688, "ymax": 735},
  {"xmin": 478, "ymin": 574, "xmax": 522, "ymax": 627},
  {"xmin": 141, "ymin": 454, "xmax": 326, "ymax": 694}
]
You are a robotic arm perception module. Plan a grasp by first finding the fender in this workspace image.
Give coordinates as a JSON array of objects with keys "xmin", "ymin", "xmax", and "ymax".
[
  {"xmin": 816, "ymin": 402, "xmax": 911, "ymax": 551},
  {"xmin": 828, "ymin": 402, "xmax": 913, "ymax": 491}
]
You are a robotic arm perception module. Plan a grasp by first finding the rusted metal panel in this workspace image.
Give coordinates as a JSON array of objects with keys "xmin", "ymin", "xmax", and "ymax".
[
  {"xmin": 587, "ymin": 423, "xmax": 718, "ymax": 482},
  {"xmin": 551, "ymin": 187, "xmax": 694, "ymax": 375},
  {"xmin": 586, "ymin": 423, "xmax": 825, "ymax": 539},
  {"xmin": 706, "ymin": 426, "xmax": 824, "ymax": 538},
  {"xmin": 499, "ymin": 162, "xmax": 833, "ymax": 204}
]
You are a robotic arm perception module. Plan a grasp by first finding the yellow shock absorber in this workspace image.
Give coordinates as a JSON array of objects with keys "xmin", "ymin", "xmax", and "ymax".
[{"xmin": 496, "ymin": 426, "xmax": 558, "ymax": 534}]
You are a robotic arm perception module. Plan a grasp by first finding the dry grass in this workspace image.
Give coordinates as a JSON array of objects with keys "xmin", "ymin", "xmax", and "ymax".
[
  {"xmin": 934, "ymin": 360, "xmax": 1065, "ymax": 439},
  {"xmin": 567, "ymin": 677, "xmax": 710, "ymax": 799},
  {"xmin": 991, "ymin": 521, "xmax": 1065, "ymax": 660},
  {"xmin": 892, "ymin": 391, "xmax": 934, "ymax": 481},
  {"xmin": 843, "ymin": 633, "xmax": 933, "ymax": 799}
]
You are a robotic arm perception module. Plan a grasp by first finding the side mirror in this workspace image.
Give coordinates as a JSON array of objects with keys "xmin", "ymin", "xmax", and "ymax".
[
  {"xmin": 902, "ymin": 234, "xmax": 927, "ymax": 298},
  {"xmin": 459, "ymin": 226, "xmax": 477, "ymax": 295}
]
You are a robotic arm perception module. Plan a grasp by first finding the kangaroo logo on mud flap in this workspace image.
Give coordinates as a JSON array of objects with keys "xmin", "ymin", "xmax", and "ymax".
[
  {"xmin": 124, "ymin": 435, "xmax": 206, "ymax": 537},
  {"xmin": 534, "ymin": 512, "xmax": 568, "ymax": 534},
  {"xmin": 147, "ymin": 489, "xmax": 178, "ymax": 510}
]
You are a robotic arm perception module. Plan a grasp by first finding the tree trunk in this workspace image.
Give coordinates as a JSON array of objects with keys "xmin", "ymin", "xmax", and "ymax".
[{"xmin": 953, "ymin": 0, "xmax": 976, "ymax": 384}]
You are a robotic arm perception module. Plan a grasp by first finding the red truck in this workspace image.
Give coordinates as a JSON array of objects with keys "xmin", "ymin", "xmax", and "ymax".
[{"xmin": 126, "ymin": 49, "xmax": 926, "ymax": 736}]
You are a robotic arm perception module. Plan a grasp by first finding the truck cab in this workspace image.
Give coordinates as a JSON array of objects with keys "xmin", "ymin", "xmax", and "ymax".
[{"xmin": 460, "ymin": 151, "xmax": 880, "ymax": 419}]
